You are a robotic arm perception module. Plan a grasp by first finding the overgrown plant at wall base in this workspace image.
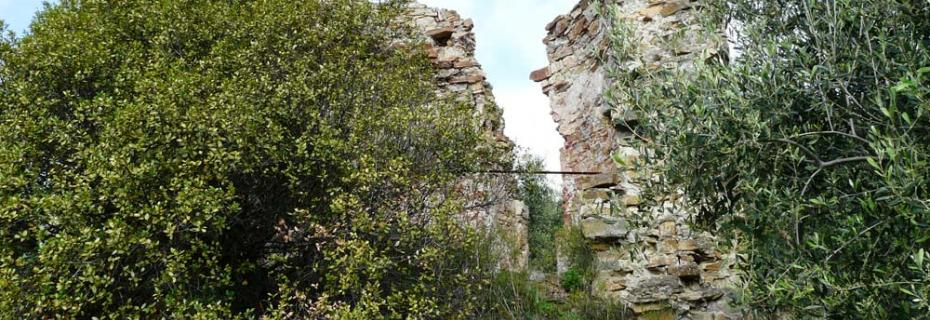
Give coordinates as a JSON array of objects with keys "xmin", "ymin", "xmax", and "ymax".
[
  {"xmin": 516, "ymin": 155, "xmax": 563, "ymax": 273},
  {"xmin": 557, "ymin": 226, "xmax": 597, "ymax": 292},
  {"xmin": 606, "ymin": 0, "xmax": 930, "ymax": 318}
]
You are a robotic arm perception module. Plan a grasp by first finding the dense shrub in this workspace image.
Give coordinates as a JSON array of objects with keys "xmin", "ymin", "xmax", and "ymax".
[
  {"xmin": 559, "ymin": 268, "xmax": 585, "ymax": 293},
  {"xmin": 476, "ymin": 160, "xmax": 629, "ymax": 319},
  {"xmin": 557, "ymin": 226, "xmax": 596, "ymax": 290},
  {"xmin": 476, "ymin": 270, "xmax": 560, "ymax": 320},
  {"xmin": 0, "ymin": 0, "xmax": 494, "ymax": 318},
  {"xmin": 476, "ymin": 268, "xmax": 630, "ymax": 320},
  {"xmin": 607, "ymin": 0, "xmax": 930, "ymax": 318},
  {"xmin": 516, "ymin": 155, "xmax": 562, "ymax": 272}
]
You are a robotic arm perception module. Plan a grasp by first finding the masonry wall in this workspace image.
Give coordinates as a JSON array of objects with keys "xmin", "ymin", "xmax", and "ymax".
[
  {"xmin": 406, "ymin": 2, "xmax": 529, "ymax": 271},
  {"xmin": 534, "ymin": 1, "xmax": 740, "ymax": 318}
]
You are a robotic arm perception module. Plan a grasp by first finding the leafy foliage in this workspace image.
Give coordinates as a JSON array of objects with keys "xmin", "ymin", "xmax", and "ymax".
[
  {"xmin": 559, "ymin": 268, "xmax": 585, "ymax": 293},
  {"xmin": 475, "ymin": 269, "xmax": 630, "ymax": 320},
  {"xmin": 607, "ymin": 0, "xmax": 930, "ymax": 318},
  {"xmin": 557, "ymin": 226, "xmax": 597, "ymax": 291},
  {"xmin": 0, "ymin": 0, "xmax": 495, "ymax": 318},
  {"xmin": 476, "ymin": 271, "xmax": 560, "ymax": 320},
  {"xmin": 516, "ymin": 154, "xmax": 562, "ymax": 272}
]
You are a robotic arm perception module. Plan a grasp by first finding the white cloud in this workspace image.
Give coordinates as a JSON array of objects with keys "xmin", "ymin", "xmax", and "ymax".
[{"xmin": 496, "ymin": 86, "xmax": 565, "ymax": 186}]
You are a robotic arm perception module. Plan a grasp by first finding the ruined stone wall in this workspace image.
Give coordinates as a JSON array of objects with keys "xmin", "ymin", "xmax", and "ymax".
[
  {"xmin": 406, "ymin": 2, "xmax": 528, "ymax": 271},
  {"xmin": 534, "ymin": 1, "xmax": 740, "ymax": 318}
]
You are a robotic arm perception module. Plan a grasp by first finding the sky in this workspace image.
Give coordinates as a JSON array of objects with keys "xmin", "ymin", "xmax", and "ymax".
[
  {"xmin": 0, "ymin": 0, "xmax": 46, "ymax": 35},
  {"xmin": 1, "ymin": 0, "xmax": 573, "ymax": 183},
  {"xmin": 419, "ymin": 0, "xmax": 575, "ymax": 181}
]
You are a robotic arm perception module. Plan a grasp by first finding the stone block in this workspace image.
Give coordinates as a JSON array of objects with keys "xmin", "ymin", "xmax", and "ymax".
[
  {"xmin": 669, "ymin": 262, "xmax": 701, "ymax": 280},
  {"xmin": 581, "ymin": 189, "xmax": 611, "ymax": 201},
  {"xmin": 620, "ymin": 194, "xmax": 642, "ymax": 206},
  {"xmin": 453, "ymin": 58, "xmax": 479, "ymax": 68},
  {"xmin": 631, "ymin": 303, "xmax": 672, "ymax": 314},
  {"xmin": 613, "ymin": 146, "xmax": 640, "ymax": 168},
  {"xmin": 660, "ymin": 0, "xmax": 691, "ymax": 17},
  {"xmin": 437, "ymin": 46, "xmax": 466, "ymax": 62},
  {"xmin": 414, "ymin": 16, "xmax": 436, "ymax": 27},
  {"xmin": 637, "ymin": 4, "xmax": 665, "ymax": 20},
  {"xmin": 578, "ymin": 173, "xmax": 620, "ymax": 189},
  {"xmin": 597, "ymin": 250, "xmax": 635, "ymax": 272},
  {"xmin": 587, "ymin": 19, "xmax": 601, "ymax": 35},
  {"xmin": 530, "ymin": 66, "xmax": 551, "ymax": 82},
  {"xmin": 637, "ymin": 308, "xmax": 676, "ymax": 320},
  {"xmin": 702, "ymin": 262, "xmax": 722, "ymax": 272},
  {"xmin": 426, "ymin": 27, "xmax": 454, "ymax": 44},
  {"xmin": 553, "ymin": 45, "xmax": 573, "ymax": 60},
  {"xmin": 677, "ymin": 254, "xmax": 695, "ymax": 263},
  {"xmin": 553, "ymin": 81, "xmax": 572, "ymax": 93},
  {"xmin": 627, "ymin": 275, "xmax": 682, "ymax": 303},
  {"xmin": 424, "ymin": 43, "xmax": 438, "ymax": 59},
  {"xmin": 658, "ymin": 239, "xmax": 679, "ymax": 253},
  {"xmin": 677, "ymin": 239, "xmax": 699, "ymax": 251},
  {"xmin": 579, "ymin": 203, "xmax": 611, "ymax": 218},
  {"xmin": 690, "ymin": 311, "xmax": 718, "ymax": 320},
  {"xmin": 702, "ymin": 270, "xmax": 724, "ymax": 282},
  {"xmin": 568, "ymin": 16, "xmax": 589, "ymax": 40},
  {"xmin": 551, "ymin": 17, "xmax": 569, "ymax": 36},
  {"xmin": 678, "ymin": 287, "xmax": 724, "ymax": 302},
  {"xmin": 435, "ymin": 60, "xmax": 454, "ymax": 69},
  {"xmin": 580, "ymin": 216, "xmax": 629, "ymax": 241},
  {"xmin": 448, "ymin": 74, "xmax": 484, "ymax": 84},
  {"xmin": 631, "ymin": 303, "xmax": 676, "ymax": 320},
  {"xmin": 693, "ymin": 233, "xmax": 718, "ymax": 254},
  {"xmin": 593, "ymin": 270, "xmax": 628, "ymax": 294},
  {"xmin": 545, "ymin": 17, "xmax": 558, "ymax": 31},
  {"xmin": 647, "ymin": 255, "xmax": 676, "ymax": 271},
  {"xmin": 658, "ymin": 220, "xmax": 678, "ymax": 238}
]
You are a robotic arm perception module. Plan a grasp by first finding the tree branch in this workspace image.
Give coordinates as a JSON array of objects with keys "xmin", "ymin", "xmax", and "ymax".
[
  {"xmin": 824, "ymin": 221, "xmax": 884, "ymax": 264},
  {"xmin": 764, "ymin": 138, "xmax": 823, "ymax": 164},
  {"xmin": 819, "ymin": 156, "xmax": 871, "ymax": 168},
  {"xmin": 764, "ymin": 139, "xmax": 871, "ymax": 169},
  {"xmin": 764, "ymin": 139, "xmax": 872, "ymax": 198},
  {"xmin": 793, "ymin": 130, "xmax": 871, "ymax": 145}
]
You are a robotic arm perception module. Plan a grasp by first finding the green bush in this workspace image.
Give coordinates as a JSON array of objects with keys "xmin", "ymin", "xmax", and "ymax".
[
  {"xmin": 606, "ymin": 0, "xmax": 930, "ymax": 318},
  {"xmin": 473, "ymin": 217, "xmax": 629, "ymax": 319},
  {"xmin": 557, "ymin": 227, "xmax": 596, "ymax": 288},
  {"xmin": 0, "ymin": 0, "xmax": 494, "ymax": 318},
  {"xmin": 560, "ymin": 268, "xmax": 585, "ymax": 293},
  {"xmin": 561, "ymin": 292, "xmax": 631, "ymax": 320},
  {"xmin": 516, "ymin": 154, "xmax": 562, "ymax": 272},
  {"xmin": 475, "ymin": 269, "xmax": 631, "ymax": 320},
  {"xmin": 475, "ymin": 271, "xmax": 559, "ymax": 320}
]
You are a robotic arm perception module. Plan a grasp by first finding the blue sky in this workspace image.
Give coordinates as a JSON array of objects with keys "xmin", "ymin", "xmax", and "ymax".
[
  {"xmin": 1, "ymin": 0, "xmax": 571, "ymax": 181},
  {"xmin": 0, "ymin": 0, "xmax": 47, "ymax": 35},
  {"xmin": 421, "ymin": 0, "xmax": 573, "ymax": 180}
]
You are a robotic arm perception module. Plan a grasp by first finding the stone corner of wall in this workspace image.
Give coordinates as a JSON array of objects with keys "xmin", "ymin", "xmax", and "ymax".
[{"xmin": 539, "ymin": 0, "xmax": 743, "ymax": 318}]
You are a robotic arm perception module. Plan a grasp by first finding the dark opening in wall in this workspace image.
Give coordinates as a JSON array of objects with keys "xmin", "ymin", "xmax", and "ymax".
[{"xmin": 426, "ymin": 27, "xmax": 454, "ymax": 46}]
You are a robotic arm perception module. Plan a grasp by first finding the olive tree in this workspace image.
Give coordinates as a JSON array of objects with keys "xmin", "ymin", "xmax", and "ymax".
[{"xmin": 607, "ymin": 0, "xmax": 930, "ymax": 318}]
